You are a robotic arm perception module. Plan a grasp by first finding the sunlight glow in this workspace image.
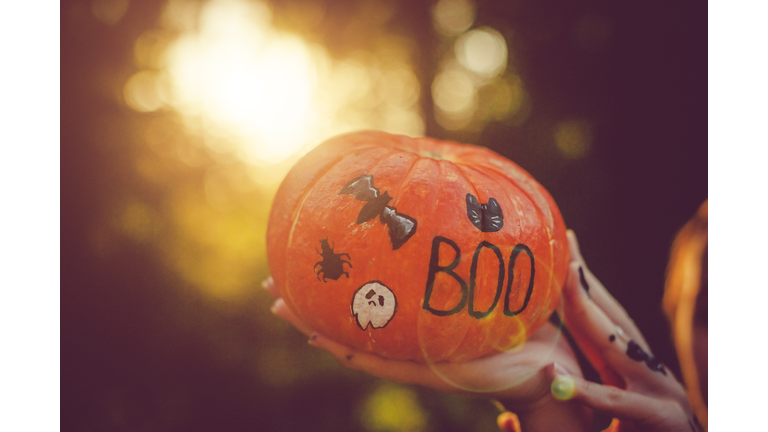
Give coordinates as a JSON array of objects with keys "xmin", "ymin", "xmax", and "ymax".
[
  {"xmin": 163, "ymin": 0, "xmax": 314, "ymax": 164},
  {"xmin": 122, "ymin": 0, "xmax": 425, "ymax": 298},
  {"xmin": 125, "ymin": 0, "xmax": 424, "ymax": 167}
]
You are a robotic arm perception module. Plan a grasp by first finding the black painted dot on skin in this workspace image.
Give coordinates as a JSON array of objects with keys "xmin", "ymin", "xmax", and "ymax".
[
  {"xmin": 646, "ymin": 356, "xmax": 667, "ymax": 376},
  {"xmin": 609, "ymin": 334, "xmax": 616, "ymax": 342},
  {"xmin": 627, "ymin": 340, "xmax": 668, "ymax": 375},
  {"xmin": 346, "ymin": 354, "xmax": 353, "ymax": 361},
  {"xmin": 626, "ymin": 340, "xmax": 649, "ymax": 362}
]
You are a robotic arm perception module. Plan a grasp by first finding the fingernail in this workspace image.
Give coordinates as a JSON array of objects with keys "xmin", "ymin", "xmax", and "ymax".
[
  {"xmin": 553, "ymin": 362, "xmax": 569, "ymax": 376},
  {"xmin": 551, "ymin": 375, "xmax": 575, "ymax": 401},
  {"xmin": 269, "ymin": 304, "xmax": 278, "ymax": 315},
  {"xmin": 616, "ymin": 326, "xmax": 628, "ymax": 341},
  {"xmin": 261, "ymin": 279, "xmax": 270, "ymax": 289}
]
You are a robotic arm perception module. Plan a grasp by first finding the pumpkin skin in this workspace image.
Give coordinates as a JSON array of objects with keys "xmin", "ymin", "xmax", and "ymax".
[{"xmin": 267, "ymin": 131, "xmax": 569, "ymax": 363}]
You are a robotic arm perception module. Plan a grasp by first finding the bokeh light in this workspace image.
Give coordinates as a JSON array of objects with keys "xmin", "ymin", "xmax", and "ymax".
[
  {"xmin": 432, "ymin": 65, "xmax": 478, "ymax": 129},
  {"xmin": 455, "ymin": 28, "xmax": 507, "ymax": 80},
  {"xmin": 554, "ymin": 120, "xmax": 592, "ymax": 159},
  {"xmin": 432, "ymin": 0, "xmax": 475, "ymax": 37},
  {"xmin": 431, "ymin": 22, "xmax": 521, "ymax": 131},
  {"xmin": 123, "ymin": 70, "xmax": 165, "ymax": 112},
  {"xmin": 360, "ymin": 383, "xmax": 428, "ymax": 432},
  {"xmin": 91, "ymin": 0, "xmax": 130, "ymax": 25}
]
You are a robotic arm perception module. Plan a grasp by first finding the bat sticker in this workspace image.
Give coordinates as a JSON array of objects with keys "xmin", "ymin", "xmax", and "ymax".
[
  {"xmin": 313, "ymin": 238, "xmax": 352, "ymax": 282},
  {"xmin": 340, "ymin": 174, "xmax": 417, "ymax": 250},
  {"xmin": 466, "ymin": 193, "xmax": 504, "ymax": 232}
]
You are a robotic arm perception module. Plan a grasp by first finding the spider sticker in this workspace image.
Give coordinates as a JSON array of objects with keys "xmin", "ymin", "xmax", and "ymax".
[
  {"xmin": 313, "ymin": 238, "xmax": 352, "ymax": 282},
  {"xmin": 466, "ymin": 193, "xmax": 504, "ymax": 232},
  {"xmin": 351, "ymin": 281, "xmax": 397, "ymax": 330}
]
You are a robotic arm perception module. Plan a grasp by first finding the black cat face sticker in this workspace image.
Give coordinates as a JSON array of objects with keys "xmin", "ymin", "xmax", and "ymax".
[
  {"xmin": 466, "ymin": 193, "xmax": 504, "ymax": 232},
  {"xmin": 340, "ymin": 175, "xmax": 417, "ymax": 250}
]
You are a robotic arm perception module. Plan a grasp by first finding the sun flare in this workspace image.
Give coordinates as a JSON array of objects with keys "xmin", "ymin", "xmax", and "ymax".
[{"xmin": 125, "ymin": 0, "xmax": 424, "ymax": 167}]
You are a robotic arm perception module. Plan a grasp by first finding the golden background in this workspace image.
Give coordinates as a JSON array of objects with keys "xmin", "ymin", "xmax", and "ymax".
[{"xmin": 62, "ymin": 0, "xmax": 706, "ymax": 430}]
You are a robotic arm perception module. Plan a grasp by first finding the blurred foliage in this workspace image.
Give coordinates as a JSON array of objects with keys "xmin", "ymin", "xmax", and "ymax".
[{"xmin": 62, "ymin": 0, "xmax": 706, "ymax": 430}]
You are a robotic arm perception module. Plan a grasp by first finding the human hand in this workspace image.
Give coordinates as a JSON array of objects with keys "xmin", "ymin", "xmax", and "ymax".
[
  {"xmin": 548, "ymin": 230, "xmax": 702, "ymax": 432},
  {"xmin": 264, "ymin": 277, "xmax": 591, "ymax": 431}
]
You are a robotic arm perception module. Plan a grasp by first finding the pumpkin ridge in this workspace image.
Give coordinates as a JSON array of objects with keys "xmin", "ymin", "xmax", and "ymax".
[
  {"xmin": 434, "ymin": 160, "xmax": 476, "ymax": 361},
  {"xmin": 366, "ymin": 151, "xmax": 421, "ymax": 359},
  {"xmin": 285, "ymin": 146, "xmax": 395, "ymax": 248},
  {"xmin": 454, "ymin": 163, "xmax": 512, "ymax": 359},
  {"xmin": 283, "ymin": 157, "xmax": 345, "ymax": 320},
  {"xmin": 472, "ymin": 163, "xmax": 547, "ymax": 229},
  {"xmin": 282, "ymin": 146, "xmax": 394, "ymax": 320},
  {"xmin": 384, "ymin": 150, "xmax": 422, "ymax": 209},
  {"xmin": 483, "ymin": 164, "xmax": 558, "ymax": 260},
  {"xmin": 480, "ymin": 164, "xmax": 556, "ymax": 294},
  {"xmin": 478, "ymin": 164, "xmax": 559, "ymax": 319},
  {"xmin": 453, "ymin": 160, "xmax": 488, "ymax": 258},
  {"xmin": 481, "ymin": 161, "xmax": 556, "ymax": 234}
]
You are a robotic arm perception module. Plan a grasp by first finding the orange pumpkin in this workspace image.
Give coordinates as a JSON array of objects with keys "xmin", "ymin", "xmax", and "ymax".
[{"xmin": 267, "ymin": 131, "xmax": 569, "ymax": 363}]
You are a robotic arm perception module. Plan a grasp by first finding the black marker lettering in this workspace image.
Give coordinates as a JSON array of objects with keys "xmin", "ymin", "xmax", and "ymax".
[
  {"xmin": 504, "ymin": 244, "xmax": 536, "ymax": 317},
  {"xmin": 468, "ymin": 241, "xmax": 505, "ymax": 319},
  {"xmin": 423, "ymin": 236, "xmax": 468, "ymax": 316}
]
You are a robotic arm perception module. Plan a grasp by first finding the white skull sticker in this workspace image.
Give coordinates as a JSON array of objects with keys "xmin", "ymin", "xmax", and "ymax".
[{"xmin": 351, "ymin": 281, "xmax": 397, "ymax": 330}]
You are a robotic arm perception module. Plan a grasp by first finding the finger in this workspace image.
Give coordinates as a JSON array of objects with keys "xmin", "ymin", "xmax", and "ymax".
[
  {"xmin": 308, "ymin": 332, "xmax": 455, "ymax": 392},
  {"xmin": 566, "ymin": 230, "xmax": 650, "ymax": 352},
  {"xmin": 561, "ymin": 261, "xmax": 625, "ymax": 386},
  {"xmin": 566, "ymin": 229, "xmax": 586, "ymax": 265},
  {"xmin": 546, "ymin": 366, "xmax": 688, "ymax": 429},
  {"xmin": 562, "ymin": 262, "xmax": 667, "ymax": 384},
  {"xmin": 261, "ymin": 276, "xmax": 281, "ymax": 299},
  {"xmin": 271, "ymin": 298, "xmax": 315, "ymax": 337},
  {"xmin": 580, "ymin": 266, "xmax": 650, "ymax": 352}
]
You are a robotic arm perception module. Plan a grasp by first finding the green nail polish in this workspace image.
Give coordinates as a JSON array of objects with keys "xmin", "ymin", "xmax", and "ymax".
[{"xmin": 551, "ymin": 375, "xmax": 575, "ymax": 400}]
